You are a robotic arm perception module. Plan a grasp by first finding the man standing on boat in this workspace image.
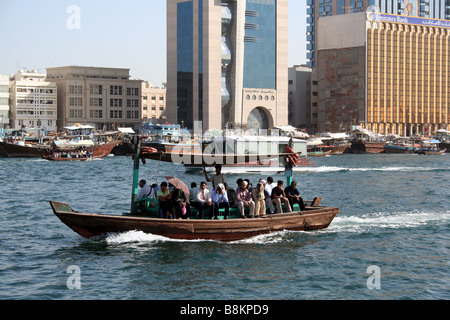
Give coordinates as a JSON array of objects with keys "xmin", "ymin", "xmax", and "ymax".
[{"xmin": 203, "ymin": 164, "xmax": 227, "ymax": 190}]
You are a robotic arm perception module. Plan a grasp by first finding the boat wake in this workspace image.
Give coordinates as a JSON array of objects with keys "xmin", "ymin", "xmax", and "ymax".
[
  {"xmin": 326, "ymin": 210, "xmax": 450, "ymax": 234},
  {"xmin": 292, "ymin": 166, "xmax": 449, "ymax": 173},
  {"xmin": 99, "ymin": 210, "xmax": 449, "ymax": 246}
]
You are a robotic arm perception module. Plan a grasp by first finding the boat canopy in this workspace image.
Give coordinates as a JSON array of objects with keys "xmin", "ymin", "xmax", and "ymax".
[
  {"xmin": 65, "ymin": 125, "xmax": 95, "ymax": 131},
  {"xmin": 118, "ymin": 127, "xmax": 135, "ymax": 134}
]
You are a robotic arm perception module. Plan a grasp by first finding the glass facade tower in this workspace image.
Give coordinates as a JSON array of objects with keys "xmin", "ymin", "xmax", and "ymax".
[{"xmin": 167, "ymin": 0, "xmax": 288, "ymax": 131}]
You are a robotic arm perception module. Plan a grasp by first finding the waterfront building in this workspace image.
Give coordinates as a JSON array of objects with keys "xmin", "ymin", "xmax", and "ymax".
[
  {"xmin": 315, "ymin": 12, "xmax": 449, "ymax": 135},
  {"xmin": 142, "ymin": 81, "xmax": 167, "ymax": 122},
  {"xmin": 288, "ymin": 65, "xmax": 312, "ymax": 131},
  {"xmin": 0, "ymin": 75, "xmax": 9, "ymax": 129},
  {"xmin": 307, "ymin": 0, "xmax": 450, "ymax": 68},
  {"xmin": 167, "ymin": 0, "xmax": 289, "ymax": 132},
  {"xmin": 9, "ymin": 71, "xmax": 57, "ymax": 131},
  {"xmin": 46, "ymin": 66, "xmax": 142, "ymax": 131}
]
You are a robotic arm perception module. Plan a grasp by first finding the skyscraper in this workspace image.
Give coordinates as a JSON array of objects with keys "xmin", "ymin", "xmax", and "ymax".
[
  {"xmin": 167, "ymin": 0, "xmax": 288, "ymax": 132},
  {"xmin": 307, "ymin": 0, "xmax": 450, "ymax": 67}
]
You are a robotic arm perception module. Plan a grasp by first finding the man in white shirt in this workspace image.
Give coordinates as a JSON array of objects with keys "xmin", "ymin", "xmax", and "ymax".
[
  {"xmin": 137, "ymin": 180, "xmax": 155, "ymax": 199},
  {"xmin": 263, "ymin": 177, "xmax": 276, "ymax": 214},
  {"xmin": 193, "ymin": 181, "xmax": 213, "ymax": 219}
]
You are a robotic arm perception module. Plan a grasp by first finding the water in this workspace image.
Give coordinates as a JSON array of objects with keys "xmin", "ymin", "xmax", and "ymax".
[{"xmin": 0, "ymin": 154, "xmax": 449, "ymax": 300}]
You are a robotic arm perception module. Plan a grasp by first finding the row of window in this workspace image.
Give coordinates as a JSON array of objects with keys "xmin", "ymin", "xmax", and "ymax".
[
  {"xmin": 69, "ymin": 85, "xmax": 140, "ymax": 96},
  {"xmin": 69, "ymin": 109, "xmax": 140, "ymax": 119},
  {"xmin": 69, "ymin": 97, "xmax": 140, "ymax": 108}
]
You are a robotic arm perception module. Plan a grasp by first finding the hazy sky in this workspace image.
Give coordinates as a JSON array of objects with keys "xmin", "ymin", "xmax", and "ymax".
[{"xmin": 0, "ymin": 0, "xmax": 307, "ymax": 87}]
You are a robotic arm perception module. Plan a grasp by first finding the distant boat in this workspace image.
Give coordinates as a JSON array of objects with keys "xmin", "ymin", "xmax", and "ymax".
[
  {"xmin": 179, "ymin": 135, "xmax": 315, "ymax": 172},
  {"xmin": 349, "ymin": 128, "xmax": 385, "ymax": 154},
  {"xmin": 318, "ymin": 133, "xmax": 351, "ymax": 155}
]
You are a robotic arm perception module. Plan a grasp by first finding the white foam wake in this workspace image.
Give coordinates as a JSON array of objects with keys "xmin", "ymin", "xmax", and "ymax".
[{"xmin": 327, "ymin": 210, "xmax": 450, "ymax": 233}]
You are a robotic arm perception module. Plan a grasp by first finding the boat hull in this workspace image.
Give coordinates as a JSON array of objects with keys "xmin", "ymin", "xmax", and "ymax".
[
  {"xmin": 350, "ymin": 141, "xmax": 385, "ymax": 154},
  {"xmin": 0, "ymin": 141, "xmax": 119, "ymax": 158},
  {"xmin": 50, "ymin": 201, "xmax": 339, "ymax": 242},
  {"xmin": 384, "ymin": 145, "xmax": 415, "ymax": 154}
]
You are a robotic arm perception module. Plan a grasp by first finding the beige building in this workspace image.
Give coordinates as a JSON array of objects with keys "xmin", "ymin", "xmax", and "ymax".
[
  {"xmin": 142, "ymin": 81, "xmax": 167, "ymax": 121},
  {"xmin": 9, "ymin": 71, "xmax": 58, "ymax": 131},
  {"xmin": 315, "ymin": 12, "xmax": 449, "ymax": 135},
  {"xmin": 167, "ymin": 0, "xmax": 288, "ymax": 132},
  {"xmin": 46, "ymin": 66, "xmax": 143, "ymax": 131},
  {"xmin": 288, "ymin": 65, "xmax": 312, "ymax": 131}
]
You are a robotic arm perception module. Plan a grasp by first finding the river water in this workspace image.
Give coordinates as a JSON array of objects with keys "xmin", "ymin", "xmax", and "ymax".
[{"xmin": 0, "ymin": 153, "xmax": 448, "ymax": 300}]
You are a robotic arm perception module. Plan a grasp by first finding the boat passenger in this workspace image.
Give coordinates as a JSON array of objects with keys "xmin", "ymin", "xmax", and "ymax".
[
  {"xmin": 171, "ymin": 187, "xmax": 190, "ymax": 220},
  {"xmin": 157, "ymin": 182, "xmax": 172, "ymax": 219},
  {"xmin": 189, "ymin": 182, "xmax": 197, "ymax": 202},
  {"xmin": 259, "ymin": 179, "xmax": 275, "ymax": 214},
  {"xmin": 137, "ymin": 179, "xmax": 155, "ymax": 199},
  {"xmin": 193, "ymin": 181, "xmax": 213, "ymax": 219},
  {"xmin": 271, "ymin": 181, "xmax": 292, "ymax": 213},
  {"xmin": 203, "ymin": 164, "xmax": 227, "ymax": 190},
  {"xmin": 285, "ymin": 181, "xmax": 306, "ymax": 211},
  {"xmin": 235, "ymin": 180, "xmax": 255, "ymax": 218},
  {"xmin": 251, "ymin": 183, "xmax": 266, "ymax": 218},
  {"xmin": 265, "ymin": 177, "xmax": 277, "ymax": 196},
  {"xmin": 211, "ymin": 183, "xmax": 230, "ymax": 220}
]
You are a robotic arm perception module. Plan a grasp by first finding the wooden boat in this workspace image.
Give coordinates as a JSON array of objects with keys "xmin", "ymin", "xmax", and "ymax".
[
  {"xmin": 349, "ymin": 129, "xmax": 386, "ymax": 154},
  {"xmin": 181, "ymin": 135, "xmax": 315, "ymax": 172},
  {"xmin": 42, "ymin": 154, "xmax": 106, "ymax": 161},
  {"xmin": 0, "ymin": 138, "xmax": 119, "ymax": 158},
  {"xmin": 50, "ymin": 138, "xmax": 339, "ymax": 242},
  {"xmin": 0, "ymin": 141, "xmax": 54, "ymax": 158},
  {"xmin": 50, "ymin": 201, "xmax": 339, "ymax": 242},
  {"xmin": 318, "ymin": 133, "xmax": 351, "ymax": 155}
]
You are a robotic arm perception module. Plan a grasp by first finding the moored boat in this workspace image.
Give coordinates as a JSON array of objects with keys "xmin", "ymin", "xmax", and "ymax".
[{"xmin": 349, "ymin": 128, "xmax": 385, "ymax": 154}]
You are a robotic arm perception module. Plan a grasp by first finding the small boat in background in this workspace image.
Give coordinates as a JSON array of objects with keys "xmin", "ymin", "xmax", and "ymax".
[{"xmin": 415, "ymin": 139, "xmax": 446, "ymax": 155}]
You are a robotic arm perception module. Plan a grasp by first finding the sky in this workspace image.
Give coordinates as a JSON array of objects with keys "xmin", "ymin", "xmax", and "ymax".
[{"xmin": 0, "ymin": 0, "xmax": 307, "ymax": 87}]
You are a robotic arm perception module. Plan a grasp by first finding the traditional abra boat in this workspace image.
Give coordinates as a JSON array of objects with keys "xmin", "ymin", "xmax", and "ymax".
[{"xmin": 50, "ymin": 138, "xmax": 339, "ymax": 242}]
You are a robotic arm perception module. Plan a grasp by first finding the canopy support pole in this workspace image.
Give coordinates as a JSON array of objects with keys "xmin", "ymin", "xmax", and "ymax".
[{"xmin": 130, "ymin": 136, "xmax": 141, "ymax": 215}]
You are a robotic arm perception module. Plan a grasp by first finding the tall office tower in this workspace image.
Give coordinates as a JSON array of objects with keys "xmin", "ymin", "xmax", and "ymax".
[
  {"xmin": 167, "ymin": 0, "xmax": 288, "ymax": 132},
  {"xmin": 306, "ymin": 0, "xmax": 450, "ymax": 67}
]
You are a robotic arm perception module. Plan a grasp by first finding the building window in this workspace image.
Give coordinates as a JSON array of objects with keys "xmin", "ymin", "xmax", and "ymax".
[
  {"xmin": 69, "ymin": 85, "xmax": 83, "ymax": 94},
  {"xmin": 127, "ymin": 88, "xmax": 140, "ymax": 96},
  {"xmin": 90, "ymin": 98, "xmax": 103, "ymax": 107},
  {"xmin": 110, "ymin": 86, "xmax": 122, "ymax": 96},
  {"xmin": 126, "ymin": 110, "xmax": 139, "ymax": 119},
  {"xmin": 90, "ymin": 85, "xmax": 103, "ymax": 95},
  {"xmin": 110, "ymin": 98, "xmax": 122, "ymax": 107},
  {"xmin": 90, "ymin": 110, "xmax": 103, "ymax": 118},
  {"xmin": 110, "ymin": 110, "xmax": 122, "ymax": 119},
  {"xmin": 69, "ymin": 109, "xmax": 83, "ymax": 118},
  {"xmin": 127, "ymin": 99, "xmax": 139, "ymax": 108},
  {"xmin": 69, "ymin": 97, "xmax": 83, "ymax": 106}
]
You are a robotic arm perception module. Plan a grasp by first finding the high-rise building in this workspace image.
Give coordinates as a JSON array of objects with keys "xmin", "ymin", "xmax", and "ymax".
[
  {"xmin": 315, "ymin": 12, "xmax": 449, "ymax": 135},
  {"xmin": 46, "ymin": 66, "xmax": 142, "ymax": 131},
  {"xmin": 9, "ymin": 71, "xmax": 58, "ymax": 131},
  {"xmin": 307, "ymin": 0, "xmax": 450, "ymax": 67},
  {"xmin": 167, "ymin": 0, "xmax": 289, "ymax": 132}
]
